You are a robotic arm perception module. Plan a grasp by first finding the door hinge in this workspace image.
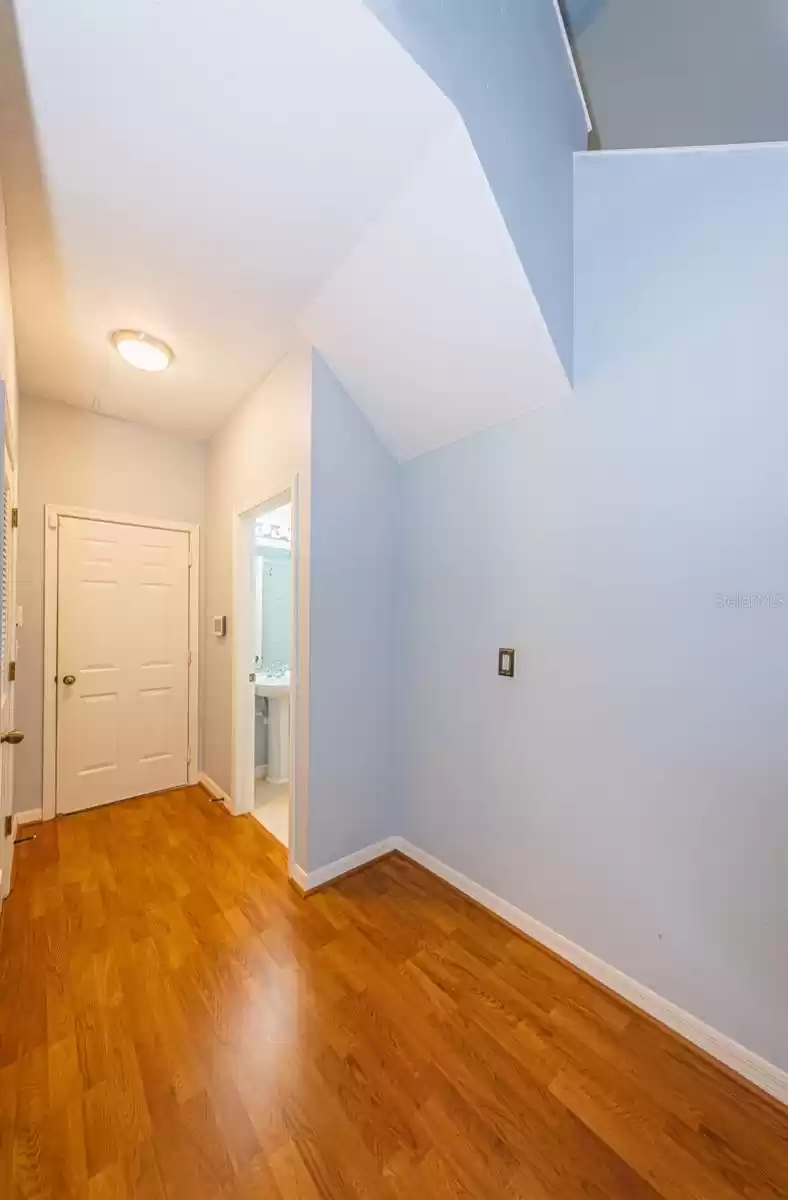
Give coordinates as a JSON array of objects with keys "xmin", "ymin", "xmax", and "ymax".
[
  {"xmin": 3, "ymin": 815, "xmax": 12, "ymax": 839},
  {"xmin": 7, "ymin": 661, "xmax": 15, "ymax": 682},
  {"xmin": 11, "ymin": 507, "xmax": 18, "ymax": 528}
]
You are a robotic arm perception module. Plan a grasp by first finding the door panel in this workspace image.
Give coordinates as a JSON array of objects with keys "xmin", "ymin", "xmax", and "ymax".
[
  {"xmin": 128, "ymin": 526, "xmax": 190, "ymax": 797},
  {"xmin": 56, "ymin": 517, "xmax": 190, "ymax": 815},
  {"xmin": 57, "ymin": 518, "xmax": 126, "ymax": 812}
]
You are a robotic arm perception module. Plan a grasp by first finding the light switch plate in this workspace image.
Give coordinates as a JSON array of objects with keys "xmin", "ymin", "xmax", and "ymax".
[{"xmin": 498, "ymin": 648, "xmax": 515, "ymax": 677}]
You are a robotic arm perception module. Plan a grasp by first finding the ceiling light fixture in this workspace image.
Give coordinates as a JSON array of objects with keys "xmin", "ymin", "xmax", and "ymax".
[{"xmin": 110, "ymin": 329, "xmax": 174, "ymax": 373}]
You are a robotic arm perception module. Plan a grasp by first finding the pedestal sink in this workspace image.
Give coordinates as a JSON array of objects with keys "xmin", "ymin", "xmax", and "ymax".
[
  {"xmin": 254, "ymin": 671, "xmax": 291, "ymax": 782},
  {"xmin": 254, "ymin": 670, "xmax": 290, "ymax": 699}
]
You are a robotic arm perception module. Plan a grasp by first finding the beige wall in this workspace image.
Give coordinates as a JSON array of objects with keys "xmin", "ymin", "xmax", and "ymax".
[
  {"xmin": 15, "ymin": 394, "xmax": 205, "ymax": 813},
  {"xmin": 0, "ymin": 183, "xmax": 18, "ymax": 460},
  {"xmin": 202, "ymin": 348, "xmax": 311, "ymax": 866}
]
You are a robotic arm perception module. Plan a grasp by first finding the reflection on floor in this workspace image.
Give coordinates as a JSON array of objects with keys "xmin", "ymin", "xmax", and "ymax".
[
  {"xmin": 252, "ymin": 776, "xmax": 289, "ymax": 847},
  {"xmin": 3, "ymin": 786, "xmax": 786, "ymax": 1198}
]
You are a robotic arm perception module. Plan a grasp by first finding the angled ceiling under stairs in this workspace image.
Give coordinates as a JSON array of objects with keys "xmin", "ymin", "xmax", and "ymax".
[{"xmin": 2, "ymin": 0, "xmax": 585, "ymax": 458}]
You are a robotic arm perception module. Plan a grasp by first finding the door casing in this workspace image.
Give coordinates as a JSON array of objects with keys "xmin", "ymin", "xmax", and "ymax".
[
  {"xmin": 0, "ymin": 412, "xmax": 18, "ymax": 900},
  {"xmin": 231, "ymin": 477, "xmax": 299, "ymax": 871},
  {"xmin": 42, "ymin": 505, "xmax": 200, "ymax": 822}
]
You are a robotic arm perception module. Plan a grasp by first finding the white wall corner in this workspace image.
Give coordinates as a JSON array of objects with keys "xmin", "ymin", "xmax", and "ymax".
[
  {"xmin": 197, "ymin": 772, "xmax": 236, "ymax": 815},
  {"xmin": 297, "ymin": 836, "xmax": 401, "ymax": 894},
  {"xmin": 2, "ymin": 810, "xmax": 43, "ymax": 901},
  {"xmin": 15, "ymin": 808, "xmax": 43, "ymax": 827},
  {"xmin": 289, "ymin": 862, "xmax": 310, "ymax": 894}
]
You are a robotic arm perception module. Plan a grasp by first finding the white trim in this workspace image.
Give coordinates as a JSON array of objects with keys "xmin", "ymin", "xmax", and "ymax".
[
  {"xmin": 295, "ymin": 836, "xmax": 399, "ymax": 894},
  {"xmin": 197, "ymin": 771, "xmax": 234, "ymax": 814},
  {"xmin": 287, "ymin": 475, "xmax": 300, "ymax": 873},
  {"xmin": 1, "ymin": 810, "xmax": 42, "ymax": 900},
  {"xmin": 0, "ymin": 405, "xmax": 18, "ymax": 908},
  {"xmin": 231, "ymin": 479, "xmax": 299, "ymax": 878},
  {"xmin": 3, "ymin": 388, "xmax": 16, "ymax": 475},
  {"xmin": 42, "ymin": 504, "xmax": 200, "ymax": 822},
  {"xmin": 15, "ymin": 807, "xmax": 42, "ymax": 826},
  {"xmin": 43, "ymin": 504, "xmax": 198, "ymax": 533},
  {"xmin": 575, "ymin": 140, "xmax": 788, "ymax": 159},
  {"xmin": 390, "ymin": 838, "xmax": 788, "ymax": 1108},
  {"xmin": 187, "ymin": 528, "xmax": 200, "ymax": 788},
  {"xmin": 551, "ymin": 0, "xmax": 592, "ymax": 134},
  {"xmin": 290, "ymin": 862, "xmax": 309, "ymax": 893}
]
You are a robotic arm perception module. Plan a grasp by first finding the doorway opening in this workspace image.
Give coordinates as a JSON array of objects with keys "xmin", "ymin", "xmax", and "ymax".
[{"xmin": 233, "ymin": 489, "xmax": 295, "ymax": 849}]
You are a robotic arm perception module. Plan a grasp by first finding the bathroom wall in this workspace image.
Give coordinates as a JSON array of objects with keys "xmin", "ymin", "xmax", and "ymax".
[
  {"xmin": 400, "ymin": 144, "xmax": 788, "ymax": 1072},
  {"xmin": 254, "ymin": 694, "xmax": 268, "ymax": 771},
  {"xmin": 252, "ymin": 544, "xmax": 291, "ymax": 773},
  {"xmin": 258, "ymin": 546, "xmax": 291, "ymax": 668}
]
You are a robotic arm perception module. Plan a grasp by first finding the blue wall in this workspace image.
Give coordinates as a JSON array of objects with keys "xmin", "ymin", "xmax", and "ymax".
[
  {"xmin": 365, "ymin": 0, "xmax": 587, "ymax": 378},
  {"xmin": 400, "ymin": 145, "xmax": 788, "ymax": 1071},
  {"xmin": 308, "ymin": 352, "xmax": 399, "ymax": 870},
  {"xmin": 560, "ymin": 0, "xmax": 608, "ymax": 38}
]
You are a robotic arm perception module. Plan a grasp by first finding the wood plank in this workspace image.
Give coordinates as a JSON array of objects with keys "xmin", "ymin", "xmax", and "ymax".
[{"xmin": 0, "ymin": 786, "xmax": 785, "ymax": 1198}]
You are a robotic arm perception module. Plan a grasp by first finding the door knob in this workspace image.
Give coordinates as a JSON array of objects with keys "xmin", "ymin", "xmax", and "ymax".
[
  {"xmin": 62, "ymin": 674, "xmax": 76, "ymax": 686},
  {"xmin": 0, "ymin": 730, "xmax": 24, "ymax": 745}
]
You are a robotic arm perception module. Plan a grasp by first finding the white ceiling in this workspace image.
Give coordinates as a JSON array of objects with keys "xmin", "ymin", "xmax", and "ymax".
[
  {"xmin": 1, "ymin": 0, "xmax": 572, "ymax": 458},
  {"xmin": 0, "ymin": 0, "xmax": 455, "ymax": 436},
  {"xmin": 301, "ymin": 120, "xmax": 570, "ymax": 461}
]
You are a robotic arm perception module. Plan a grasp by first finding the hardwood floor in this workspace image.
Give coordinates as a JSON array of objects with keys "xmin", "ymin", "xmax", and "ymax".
[{"xmin": 1, "ymin": 786, "xmax": 786, "ymax": 1198}]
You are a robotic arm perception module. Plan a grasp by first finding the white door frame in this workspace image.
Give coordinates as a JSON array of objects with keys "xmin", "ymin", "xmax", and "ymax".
[
  {"xmin": 0, "ymin": 396, "xmax": 18, "ymax": 902},
  {"xmin": 42, "ymin": 504, "xmax": 200, "ymax": 822},
  {"xmin": 231, "ymin": 477, "xmax": 299, "ymax": 863}
]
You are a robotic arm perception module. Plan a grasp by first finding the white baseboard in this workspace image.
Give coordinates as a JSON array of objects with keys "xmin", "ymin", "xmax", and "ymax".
[
  {"xmin": 197, "ymin": 772, "xmax": 235, "ymax": 814},
  {"xmin": 1, "ymin": 810, "xmax": 42, "ymax": 904},
  {"xmin": 390, "ymin": 837, "xmax": 788, "ymax": 1108},
  {"xmin": 294, "ymin": 836, "xmax": 399, "ymax": 894},
  {"xmin": 190, "ymin": 808, "xmax": 788, "ymax": 1107},
  {"xmin": 15, "ymin": 808, "xmax": 43, "ymax": 827},
  {"xmin": 290, "ymin": 863, "xmax": 309, "ymax": 892}
]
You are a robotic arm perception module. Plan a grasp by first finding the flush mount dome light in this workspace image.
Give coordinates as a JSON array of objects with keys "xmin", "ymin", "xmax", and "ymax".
[{"xmin": 110, "ymin": 329, "xmax": 174, "ymax": 373}]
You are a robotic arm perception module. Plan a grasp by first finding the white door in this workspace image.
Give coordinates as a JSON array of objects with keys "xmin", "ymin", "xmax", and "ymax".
[
  {"xmin": 56, "ymin": 517, "xmax": 191, "ymax": 815},
  {"xmin": 0, "ymin": 434, "xmax": 18, "ymax": 899}
]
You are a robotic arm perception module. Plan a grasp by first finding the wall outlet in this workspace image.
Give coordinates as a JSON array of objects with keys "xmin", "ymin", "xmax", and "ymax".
[{"xmin": 498, "ymin": 648, "xmax": 515, "ymax": 677}]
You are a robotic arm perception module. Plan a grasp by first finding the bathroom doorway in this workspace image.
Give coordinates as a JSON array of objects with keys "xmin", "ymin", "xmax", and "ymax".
[{"xmin": 232, "ymin": 487, "xmax": 296, "ymax": 849}]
